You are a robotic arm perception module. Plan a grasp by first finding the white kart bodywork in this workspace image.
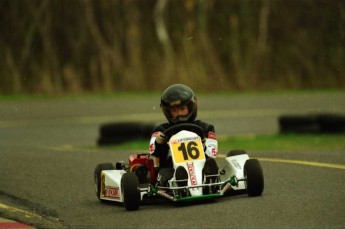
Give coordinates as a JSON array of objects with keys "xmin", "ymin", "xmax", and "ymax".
[
  {"xmin": 223, "ymin": 154, "xmax": 249, "ymax": 190},
  {"xmin": 98, "ymin": 130, "xmax": 250, "ymax": 203},
  {"xmin": 99, "ymin": 170, "xmax": 125, "ymax": 202},
  {"xmin": 168, "ymin": 130, "xmax": 206, "ymax": 196}
]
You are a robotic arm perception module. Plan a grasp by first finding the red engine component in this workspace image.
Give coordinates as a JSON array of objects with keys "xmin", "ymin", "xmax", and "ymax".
[{"xmin": 128, "ymin": 154, "xmax": 157, "ymax": 184}]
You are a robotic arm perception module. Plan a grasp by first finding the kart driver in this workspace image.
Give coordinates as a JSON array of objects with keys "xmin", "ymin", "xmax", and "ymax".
[{"xmin": 149, "ymin": 84, "xmax": 219, "ymax": 187}]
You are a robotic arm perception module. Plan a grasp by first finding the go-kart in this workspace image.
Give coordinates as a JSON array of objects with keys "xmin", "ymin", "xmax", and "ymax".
[{"xmin": 94, "ymin": 123, "xmax": 264, "ymax": 211}]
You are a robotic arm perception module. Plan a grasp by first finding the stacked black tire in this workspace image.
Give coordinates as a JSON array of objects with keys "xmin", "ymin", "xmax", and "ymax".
[
  {"xmin": 279, "ymin": 114, "xmax": 345, "ymax": 134},
  {"xmin": 97, "ymin": 122, "xmax": 156, "ymax": 145}
]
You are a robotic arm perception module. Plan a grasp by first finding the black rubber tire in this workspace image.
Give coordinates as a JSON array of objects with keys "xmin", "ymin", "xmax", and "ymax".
[
  {"xmin": 121, "ymin": 173, "xmax": 141, "ymax": 211},
  {"xmin": 99, "ymin": 122, "xmax": 154, "ymax": 138},
  {"xmin": 318, "ymin": 114, "xmax": 345, "ymax": 133},
  {"xmin": 279, "ymin": 114, "xmax": 345, "ymax": 134},
  {"xmin": 94, "ymin": 163, "xmax": 114, "ymax": 201},
  {"xmin": 244, "ymin": 159, "xmax": 264, "ymax": 197},
  {"xmin": 97, "ymin": 122, "xmax": 155, "ymax": 145},
  {"xmin": 97, "ymin": 136, "xmax": 133, "ymax": 145},
  {"xmin": 227, "ymin": 150, "xmax": 246, "ymax": 157},
  {"xmin": 279, "ymin": 115, "xmax": 319, "ymax": 133}
]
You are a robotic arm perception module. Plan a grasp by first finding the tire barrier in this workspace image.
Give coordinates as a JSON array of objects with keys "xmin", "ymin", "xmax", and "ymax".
[
  {"xmin": 97, "ymin": 122, "xmax": 156, "ymax": 145},
  {"xmin": 279, "ymin": 114, "xmax": 345, "ymax": 134}
]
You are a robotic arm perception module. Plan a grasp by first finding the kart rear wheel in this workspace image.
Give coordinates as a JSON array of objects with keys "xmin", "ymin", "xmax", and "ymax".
[
  {"xmin": 227, "ymin": 150, "xmax": 246, "ymax": 157},
  {"xmin": 94, "ymin": 163, "xmax": 114, "ymax": 201},
  {"xmin": 121, "ymin": 173, "xmax": 140, "ymax": 211},
  {"xmin": 244, "ymin": 159, "xmax": 264, "ymax": 197}
]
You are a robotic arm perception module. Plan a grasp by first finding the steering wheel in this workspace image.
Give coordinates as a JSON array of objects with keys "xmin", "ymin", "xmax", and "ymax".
[{"xmin": 163, "ymin": 123, "xmax": 205, "ymax": 140}]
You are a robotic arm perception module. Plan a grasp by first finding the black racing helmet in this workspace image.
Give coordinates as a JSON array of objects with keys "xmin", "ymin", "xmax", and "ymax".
[{"xmin": 160, "ymin": 84, "xmax": 198, "ymax": 124}]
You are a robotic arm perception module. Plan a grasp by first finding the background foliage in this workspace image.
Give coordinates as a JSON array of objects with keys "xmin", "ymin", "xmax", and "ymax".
[{"xmin": 1, "ymin": 0, "xmax": 344, "ymax": 94}]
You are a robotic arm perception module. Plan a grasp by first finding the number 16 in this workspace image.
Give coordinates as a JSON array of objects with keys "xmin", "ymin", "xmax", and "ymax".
[{"xmin": 177, "ymin": 141, "xmax": 200, "ymax": 160}]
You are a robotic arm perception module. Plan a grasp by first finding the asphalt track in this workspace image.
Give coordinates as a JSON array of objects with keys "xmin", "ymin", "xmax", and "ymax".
[{"xmin": 0, "ymin": 92, "xmax": 344, "ymax": 228}]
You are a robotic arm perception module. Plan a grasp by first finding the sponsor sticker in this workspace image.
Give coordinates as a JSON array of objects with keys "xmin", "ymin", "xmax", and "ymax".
[
  {"xmin": 187, "ymin": 162, "xmax": 197, "ymax": 186},
  {"xmin": 171, "ymin": 136, "xmax": 199, "ymax": 145},
  {"xmin": 170, "ymin": 138, "xmax": 204, "ymax": 163},
  {"xmin": 149, "ymin": 143, "xmax": 155, "ymax": 153},
  {"xmin": 104, "ymin": 186, "xmax": 120, "ymax": 199},
  {"xmin": 151, "ymin": 131, "xmax": 159, "ymax": 137},
  {"xmin": 231, "ymin": 159, "xmax": 241, "ymax": 169},
  {"xmin": 208, "ymin": 132, "xmax": 217, "ymax": 140},
  {"xmin": 212, "ymin": 147, "xmax": 218, "ymax": 157}
]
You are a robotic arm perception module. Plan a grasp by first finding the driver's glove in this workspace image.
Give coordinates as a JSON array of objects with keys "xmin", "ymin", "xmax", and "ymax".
[{"xmin": 155, "ymin": 132, "xmax": 167, "ymax": 144}]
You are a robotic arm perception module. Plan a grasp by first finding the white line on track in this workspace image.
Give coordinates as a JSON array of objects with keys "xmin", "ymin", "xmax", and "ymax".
[
  {"xmin": 0, "ymin": 203, "xmax": 42, "ymax": 220},
  {"xmin": 257, "ymin": 157, "xmax": 345, "ymax": 170},
  {"xmin": 218, "ymin": 154, "xmax": 345, "ymax": 170}
]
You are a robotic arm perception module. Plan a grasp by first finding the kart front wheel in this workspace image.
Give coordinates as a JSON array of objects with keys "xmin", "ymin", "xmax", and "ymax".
[
  {"xmin": 244, "ymin": 159, "xmax": 264, "ymax": 197},
  {"xmin": 94, "ymin": 163, "xmax": 114, "ymax": 201},
  {"xmin": 121, "ymin": 173, "xmax": 140, "ymax": 211}
]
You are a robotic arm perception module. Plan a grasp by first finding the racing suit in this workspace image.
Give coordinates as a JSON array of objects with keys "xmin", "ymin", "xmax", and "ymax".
[{"xmin": 149, "ymin": 120, "xmax": 218, "ymax": 186}]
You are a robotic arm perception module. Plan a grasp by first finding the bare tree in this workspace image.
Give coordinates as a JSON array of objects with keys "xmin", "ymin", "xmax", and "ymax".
[{"xmin": 251, "ymin": 0, "xmax": 270, "ymax": 87}]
